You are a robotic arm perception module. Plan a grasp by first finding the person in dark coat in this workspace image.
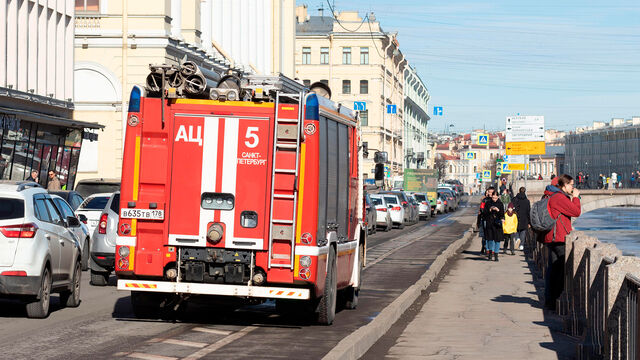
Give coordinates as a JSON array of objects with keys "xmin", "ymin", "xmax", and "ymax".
[
  {"xmin": 477, "ymin": 187, "xmax": 495, "ymax": 254},
  {"xmin": 25, "ymin": 170, "xmax": 39, "ymax": 183},
  {"xmin": 483, "ymin": 191, "xmax": 504, "ymax": 261},
  {"xmin": 542, "ymin": 174, "xmax": 581, "ymax": 311},
  {"xmin": 511, "ymin": 187, "xmax": 530, "ymax": 250}
]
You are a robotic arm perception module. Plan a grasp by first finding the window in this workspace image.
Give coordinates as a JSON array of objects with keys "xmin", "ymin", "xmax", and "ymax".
[
  {"xmin": 75, "ymin": 0, "xmax": 99, "ymax": 12},
  {"xmin": 81, "ymin": 196, "xmax": 110, "ymax": 210},
  {"xmin": 342, "ymin": 47, "xmax": 351, "ymax": 64},
  {"xmin": 302, "ymin": 47, "xmax": 311, "ymax": 64},
  {"xmin": 360, "ymin": 80, "xmax": 368, "ymax": 94},
  {"xmin": 110, "ymin": 193, "xmax": 121, "ymax": 213},
  {"xmin": 34, "ymin": 199, "xmax": 51, "ymax": 223},
  {"xmin": 360, "ymin": 47, "xmax": 369, "ymax": 64},
  {"xmin": 360, "ymin": 110, "xmax": 368, "ymax": 126},
  {"xmin": 342, "ymin": 80, "xmax": 351, "ymax": 94},
  {"xmin": 320, "ymin": 79, "xmax": 328, "ymax": 86},
  {"xmin": 303, "ymin": 79, "xmax": 311, "ymax": 87},
  {"xmin": 53, "ymin": 198, "xmax": 75, "ymax": 219},
  {"xmin": 44, "ymin": 199, "xmax": 63, "ymax": 225},
  {"xmin": 0, "ymin": 198, "xmax": 24, "ymax": 220},
  {"xmin": 320, "ymin": 47, "xmax": 329, "ymax": 64}
]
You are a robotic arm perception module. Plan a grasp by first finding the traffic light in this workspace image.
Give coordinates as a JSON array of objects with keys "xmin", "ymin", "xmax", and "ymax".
[{"xmin": 375, "ymin": 163, "xmax": 385, "ymax": 181}]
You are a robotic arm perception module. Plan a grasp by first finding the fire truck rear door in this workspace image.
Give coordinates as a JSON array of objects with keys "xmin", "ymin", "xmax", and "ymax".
[{"xmin": 168, "ymin": 114, "xmax": 271, "ymax": 249}]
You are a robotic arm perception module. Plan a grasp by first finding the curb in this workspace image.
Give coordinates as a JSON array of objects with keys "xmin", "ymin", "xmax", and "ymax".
[{"xmin": 323, "ymin": 226, "xmax": 476, "ymax": 360}]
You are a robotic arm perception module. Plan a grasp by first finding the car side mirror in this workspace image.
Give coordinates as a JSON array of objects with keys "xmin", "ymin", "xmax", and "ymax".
[
  {"xmin": 67, "ymin": 216, "xmax": 80, "ymax": 227},
  {"xmin": 77, "ymin": 214, "xmax": 87, "ymax": 223}
]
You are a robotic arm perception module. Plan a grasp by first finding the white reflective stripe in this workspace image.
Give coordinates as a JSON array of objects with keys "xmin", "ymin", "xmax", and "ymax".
[
  {"xmin": 220, "ymin": 119, "xmax": 239, "ymax": 248},
  {"xmin": 115, "ymin": 236, "xmax": 136, "ymax": 246},
  {"xmin": 294, "ymin": 245, "xmax": 330, "ymax": 256},
  {"xmin": 198, "ymin": 116, "xmax": 219, "ymax": 246},
  {"xmin": 337, "ymin": 240, "xmax": 358, "ymax": 252},
  {"xmin": 117, "ymin": 279, "xmax": 310, "ymax": 300}
]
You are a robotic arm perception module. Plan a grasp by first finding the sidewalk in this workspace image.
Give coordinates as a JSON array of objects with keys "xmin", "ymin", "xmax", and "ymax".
[{"xmin": 383, "ymin": 235, "xmax": 576, "ymax": 360}]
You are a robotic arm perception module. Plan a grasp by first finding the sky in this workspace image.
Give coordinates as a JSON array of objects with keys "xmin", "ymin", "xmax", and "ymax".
[{"xmin": 297, "ymin": 0, "xmax": 640, "ymax": 133}]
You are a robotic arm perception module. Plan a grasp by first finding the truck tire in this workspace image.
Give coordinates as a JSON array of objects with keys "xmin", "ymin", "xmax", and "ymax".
[
  {"xmin": 60, "ymin": 261, "xmax": 82, "ymax": 307},
  {"xmin": 343, "ymin": 242, "xmax": 363, "ymax": 310},
  {"xmin": 81, "ymin": 239, "xmax": 89, "ymax": 271},
  {"xmin": 90, "ymin": 270, "xmax": 109, "ymax": 286},
  {"xmin": 26, "ymin": 267, "xmax": 51, "ymax": 319},
  {"xmin": 316, "ymin": 247, "xmax": 337, "ymax": 325},
  {"xmin": 131, "ymin": 291, "xmax": 163, "ymax": 319}
]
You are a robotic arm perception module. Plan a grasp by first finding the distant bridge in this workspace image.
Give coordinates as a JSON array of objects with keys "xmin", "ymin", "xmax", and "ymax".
[{"xmin": 511, "ymin": 180, "xmax": 640, "ymax": 213}]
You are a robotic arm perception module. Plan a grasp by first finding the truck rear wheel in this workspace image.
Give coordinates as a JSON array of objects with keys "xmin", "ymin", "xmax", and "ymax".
[
  {"xmin": 316, "ymin": 247, "xmax": 337, "ymax": 325},
  {"xmin": 343, "ymin": 242, "xmax": 363, "ymax": 310}
]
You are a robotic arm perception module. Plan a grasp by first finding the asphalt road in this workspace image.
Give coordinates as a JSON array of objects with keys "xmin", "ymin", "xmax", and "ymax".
[{"xmin": 0, "ymin": 198, "xmax": 475, "ymax": 360}]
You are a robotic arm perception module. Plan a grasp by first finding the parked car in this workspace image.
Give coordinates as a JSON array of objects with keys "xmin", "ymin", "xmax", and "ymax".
[
  {"xmin": 89, "ymin": 192, "xmax": 120, "ymax": 286},
  {"xmin": 380, "ymin": 191, "xmax": 418, "ymax": 225},
  {"xmin": 382, "ymin": 194, "xmax": 405, "ymax": 229},
  {"xmin": 75, "ymin": 193, "xmax": 112, "ymax": 237},
  {"xmin": 435, "ymin": 193, "xmax": 447, "ymax": 214},
  {"xmin": 369, "ymin": 194, "xmax": 392, "ymax": 231},
  {"xmin": 364, "ymin": 194, "xmax": 377, "ymax": 235},
  {"xmin": 48, "ymin": 190, "xmax": 85, "ymax": 211},
  {"xmin": 0, "ymin": 181, "xmax": 82, "ymax": 318},
  {"xmin": 50, "ymin": 194, "xmax": 91, "ymax": 271},
  {"xmin": 74, "ymin": 178, "xmax": 120, "ymax": 198},
  {"xmin": 438, "ymin": 190, "xmax": 455, "ymax": 213},
  {"xmin": 411, "ymin": 192, "xmax": 432, "ymax": 220},
  {"xmin": 438, "ymin": 187, "xmax": 458, "ymax": 210}
]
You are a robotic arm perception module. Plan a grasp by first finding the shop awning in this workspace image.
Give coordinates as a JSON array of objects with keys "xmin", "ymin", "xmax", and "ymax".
[{"xmin": 0, "ymin": 105, "xmax": 104, "ymax": 130}]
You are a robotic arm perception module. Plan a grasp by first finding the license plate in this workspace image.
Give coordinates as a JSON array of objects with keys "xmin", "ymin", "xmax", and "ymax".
[{"xmin": 120, "ymin": 209, "xmax": 165, "ymax": 220}]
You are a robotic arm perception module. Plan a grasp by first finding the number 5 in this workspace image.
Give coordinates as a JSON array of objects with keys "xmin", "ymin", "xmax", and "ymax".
[{"xmin": 245, "ymin": 127, "xmax": 259, "ymax": 148}]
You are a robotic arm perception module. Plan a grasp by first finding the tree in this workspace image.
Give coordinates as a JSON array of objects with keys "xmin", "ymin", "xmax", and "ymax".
[{"xmin": 434, "ymin": 156, "xmax": 447, "ymax": 181}]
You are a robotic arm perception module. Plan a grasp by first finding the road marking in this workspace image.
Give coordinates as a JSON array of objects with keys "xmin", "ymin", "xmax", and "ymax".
[
  {"xmin": 181, "ymin": 326, "xmax": 259, "ymax": 360},
  {"xmin": 162, "ymin": 339, "xmax": 208, "ymax": 348},
  {"xmin": 129, "ymin": 353, "xmax": 178, "ymax": 360},
  {"xmin": 192, "ymin": 327, "xmax": 232, "ymax": 335}
]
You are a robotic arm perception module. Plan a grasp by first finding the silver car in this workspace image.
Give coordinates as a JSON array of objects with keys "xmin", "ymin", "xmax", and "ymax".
[
  {"xmin": 50, "ymin": 195, "xmax": 91, "ymax": 271},
  {"xmin": 90, "ymin": 192, "xmax": 120, "ymax": 286},
  {"xmin": 0, "ymin": 181, "xmax": 82, "ymax": 318}
]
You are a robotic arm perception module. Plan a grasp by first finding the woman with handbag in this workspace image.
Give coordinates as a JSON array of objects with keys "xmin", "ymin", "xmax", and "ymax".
[{"xmin": 483, "ymin": 191, "xmax": 504, "ymax": 261}]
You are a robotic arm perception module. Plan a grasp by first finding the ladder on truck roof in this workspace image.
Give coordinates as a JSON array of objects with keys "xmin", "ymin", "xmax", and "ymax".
[{"xmin": 268, "ymin": 92, "xmax": 304, "ymax": 269}]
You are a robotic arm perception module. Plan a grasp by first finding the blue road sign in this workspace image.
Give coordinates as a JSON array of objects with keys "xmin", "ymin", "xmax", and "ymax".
[
  {"xmin": 353, "ymin": 101, "xmax": 366, "ymax": 111},
  {"xmin": 387, "ymin": 104, "xmax": 397, "ymax": 114},
  {"xmin": 502, "ymin": 163, "xmax": 512, "ymax": 174},
  {"xmin": 503, "ymin": 155, "xmax": 509, "ymax": 161},
  {"xmin": 482, "ymin": 170, "xmax": 492, "ymax": 179},
  {"xmin": 433, "ymin": 106, "xmax": 443, "ymax": 116},
  {"xmin": 465, "ymin": 152, "xmax": 475, "ymax": 160},
  {"xmin": 478, "ymin": 135, "xmax": 489, "ymax": 145}
]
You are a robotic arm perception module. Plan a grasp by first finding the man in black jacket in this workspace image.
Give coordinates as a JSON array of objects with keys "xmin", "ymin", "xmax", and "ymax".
[{"xmin": 511, "ymin": 187, "xmax": 531, "ymax": 250}]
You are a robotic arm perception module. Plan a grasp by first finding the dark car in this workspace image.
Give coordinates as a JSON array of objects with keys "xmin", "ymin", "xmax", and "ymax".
[
  {"xmin": 48, "ymin": 190, "xmax": 85, "ymax": 211},
  {"xmin": 75, "ymin": 178, "xmax": 120, "ymax": 198},
  {"xmin": 380, "ymin": 191, "xmax": 418, "ymax": 225}
]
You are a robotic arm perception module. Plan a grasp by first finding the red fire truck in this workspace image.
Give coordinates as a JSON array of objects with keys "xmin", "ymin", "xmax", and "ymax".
[{"xmin": 115, "ymin": 65, "xmax": 365, "ymax": 324}]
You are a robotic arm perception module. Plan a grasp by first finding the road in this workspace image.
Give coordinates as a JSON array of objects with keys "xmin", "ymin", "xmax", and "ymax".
[{"xmin": 0, "ymin": 198, "xmax": 476, "ymax": 360}]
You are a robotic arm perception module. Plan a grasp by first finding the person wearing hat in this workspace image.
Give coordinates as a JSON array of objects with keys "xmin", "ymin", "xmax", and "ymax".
[{"xmin": 503, "ymin": 203, "xmax": 518, "ymax": 255}]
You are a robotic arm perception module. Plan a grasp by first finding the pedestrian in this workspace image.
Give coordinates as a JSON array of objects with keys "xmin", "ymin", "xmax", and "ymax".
[
  {"xmin": 597, "ymin": 174, "xmax": 604, "ymax": 189},
  {"xmin": 541, "ymin": 174, "xmax": 581, "ymax": 311},
  {"xmin": 499, "ymin": 187, "xmax": 511, "ymax": 208},
  {"xmin": 483, "ymin": 190, "xmax": 504, "ymax": 261},
  {"xmin": 503, "ymin": 203, "xmax": 518, "ymax": 255},
  {"xmin": 478, "ymin": 189, "xmax": 490, "ymax": 254},
  {"xmin": 512, "ymin": 186, "xmax": 531, "ymax": 251},
  {"xmin": 537, "ymin": 174, "xmax": 543, "ymax": 180},
  {"xmin": 47, "ymin": 170, "xmax": 62, "ymax": 190},
  {"xmin": 585, "ymin": 173, "xmax": 590, "ymax": 189},
  {"xmin": 25, "ymin": 170, "xmax": 38, "ymax": 182},
  {"xmin": 617, "ymin": 173, "xmax": 622, "ymax": 188}
]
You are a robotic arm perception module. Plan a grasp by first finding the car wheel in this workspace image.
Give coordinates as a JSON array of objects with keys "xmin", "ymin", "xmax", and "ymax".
[
  {"xmin": 398, "ymin": 222, "xmax": 405, "ymax": 230},
  {"xmin": 26, "ymin": 267, "xmax": 51, "ymax": 319},
  {"xmin": 316, "ymin": 247, "xmax": 337, "ymax": 325},
  {"xmin": 81, "ymin": 239, "xmax": 89, "ymax": 271},
  {"xmin": 90, "ymin": 269, "xmax": 110, "ymax": 286},
  {"xmin": 60, "ymin": 261, "xmax": 82, "ymax": 307}
]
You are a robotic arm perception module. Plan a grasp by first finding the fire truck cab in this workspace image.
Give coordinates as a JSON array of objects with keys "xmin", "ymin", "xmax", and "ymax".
[{"xmin": 115, "ymin": 65, "xmax": 365, "ymax": 325}]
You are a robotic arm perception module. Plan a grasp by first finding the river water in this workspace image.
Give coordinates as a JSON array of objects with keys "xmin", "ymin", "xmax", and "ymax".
[{"xmin": 573, "ymin": 206, "xmax": 640, "ymax": 256}]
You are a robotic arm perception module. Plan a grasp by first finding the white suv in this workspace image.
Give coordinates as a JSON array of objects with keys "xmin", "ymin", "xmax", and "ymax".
[{"xmin": 0, "ymin": 181, "xmax": 82, "ymax": 318}]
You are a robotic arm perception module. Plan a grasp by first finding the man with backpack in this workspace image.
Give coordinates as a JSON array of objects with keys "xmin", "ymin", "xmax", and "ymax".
[{"xmin": 530, "ymin": 174, "xmax": 581, "ymax": 311}]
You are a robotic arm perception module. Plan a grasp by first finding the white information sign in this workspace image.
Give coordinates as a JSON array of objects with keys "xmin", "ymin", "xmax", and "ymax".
[
  {"xmin": 507, "ymin": 155, "xmax": 528, "ymax": 164},
  {"xmin": 505, "ymin": 116, "xmax": 545, "ymax": 142}
]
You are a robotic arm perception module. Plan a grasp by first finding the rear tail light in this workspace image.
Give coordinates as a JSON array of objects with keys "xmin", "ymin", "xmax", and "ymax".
[
  {"xmin": 98, "ymin": 213, "xmax": 108, "ymax": 234},
  {"xmin": 300, "ymin": 232, "xmax": 313, "ymax": 244},
  {"xmin": 377, "ymin": 208, "xmax": 387, "ymax": 212},
  {"xmin": 298, "ymin": 256, "xmax": 312, "ymax": 280},
  {"xmin": 444, "ymin": 201, "xmax": 448, "ymax": 205},
  {"xmin": 0, "ymin": 223, "xmax": 38, "ymax": 238},
  {"xmin": 392, "ymin": 206, "xmax": 402, "ymax": 211},
  {"xmin": 422, "ymin": 202, "xmax": 428, "ymax": 205},
  {"xmin": 401, "ymin": 201, "xmax": 407, "ymax": 205},
  {"xmin": 1, "ymin": 270, "xmax": 27, "ymax": 276}
]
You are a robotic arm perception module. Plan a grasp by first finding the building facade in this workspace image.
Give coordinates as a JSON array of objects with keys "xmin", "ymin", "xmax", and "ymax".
[
  {"xmin": 0, "ymin": 0, "xmax": 101, "ymax": 189},
  {"xmin": 565, "ymin": 117, "xmax": 640, "ymax": 187},
  {"xmin": 295, "ymin": 6, "xmax": 406, "ymax": 181},
  {"xmin": 74, "ymin": 0, "xmax": 296, "ymax": 181},
  {"xmin": 403, "ymin": 65, "xmax": 430, "ymax": 170}
]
